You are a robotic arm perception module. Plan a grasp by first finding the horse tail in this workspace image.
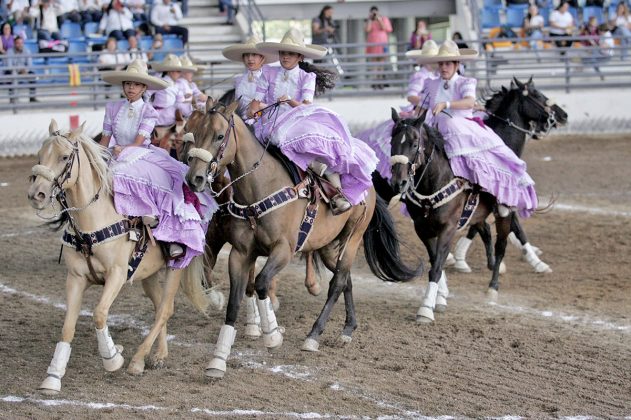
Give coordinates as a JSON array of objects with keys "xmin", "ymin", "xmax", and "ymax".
[
  {"xmin": 363, "ymin": 195, "xmax": 423, "ymax": 282},
  {"xmin": 180, "ymin": 255, "xmax": 225, "ymax": 315}
]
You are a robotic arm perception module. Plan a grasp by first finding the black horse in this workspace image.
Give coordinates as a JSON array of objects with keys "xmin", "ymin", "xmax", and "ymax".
[
  {"xmin": 449, "ymin": 77, "xmax": 567, "ymax": 274},
  {"xmin": 389, "ymin": 116, "xmax": 512, "ymax": 323}
]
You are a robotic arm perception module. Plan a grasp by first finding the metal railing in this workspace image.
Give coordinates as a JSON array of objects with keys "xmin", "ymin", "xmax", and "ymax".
[
  {"xmin": 0, "ymin": 38, "xmax": 630, "ymax": 114},
  {"xmin": 241, "ymin": 0, "xmax": 267, "ymax": 40}
]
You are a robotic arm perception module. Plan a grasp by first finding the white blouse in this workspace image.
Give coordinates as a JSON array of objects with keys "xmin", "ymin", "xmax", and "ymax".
[
  {"xmin": 273, "ymin": 65, "xmax": 302, "ymax": 103},
  {"xmin": 114, "ymin": 99, "xmax": 145, "ymax": 146},
  {"xmin": 235, "ymin": 68, "xmax": 262, "ymax": 118}
]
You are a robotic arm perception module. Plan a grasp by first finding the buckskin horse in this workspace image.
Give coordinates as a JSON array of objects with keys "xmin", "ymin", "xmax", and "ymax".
[
  {"xmin": 185, "ymin": 99, "xmax": 420, "ymax": 378},
  {"xmin": 27, "ymin": 120, "xmax": 219, "ymax": 394}
]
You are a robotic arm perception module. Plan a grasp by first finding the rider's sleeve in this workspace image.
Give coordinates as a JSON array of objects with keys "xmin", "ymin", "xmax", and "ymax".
[
  {"xmin": 300, "ymin": 71, "xmax": 316, "ymax": 103},
  {"xmin": 253, "ymin": 68, "xmax": 270, "ymax": 102},
  {"xmin": 139, "ymin": 104, "xmax": 159, "ymax": 140},
  {"xmin": 459, "ymin": 77, "xmax": 477, "ymax": 99},
  {"xmin": 102, "ymin": 102, "xmax": 115, "ymax": 137}
]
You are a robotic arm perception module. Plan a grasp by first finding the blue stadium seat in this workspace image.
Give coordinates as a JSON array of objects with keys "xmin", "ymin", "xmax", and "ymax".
[
  {"xmin": 483, "ymin": 0, "xmax": 502, "ymax": 7},
  {"xmin": 68, "ymin": 40, "xmax": 89, "ymax": 63},
  {"xmin": 151, "ymin": 50, "xmax": 167, "ymax": 62},
  {"xmin": 140, "ymin": 36, "xmax": 153, "ymax": 51},
  {"xmin": 46, "ymin": 57, "xmax": 70, "ymax": 84},
  {"xmin": 163, "ymin": 37, "xmax": 183, "ymax": 52},
  {"xmin": 23, "ymin": 39, "xmax": 39, "ymax": 55},
  {"xmin": 60, "ymin": 22, "xmax": 83, "ymax": 39},
  {"xmin": 481, "ymin": 6, "xmax": 502, "ymax": 29},
  {"xmin": 583, "ymin": 6, "xmax": 605, "ymax": 24},
  {"xmin": 568, "ymin": 7, "xmax": 579, "ymax": 25},
  {"xmin": 84, "ymin": 21, "xmax": 100, "ymax": 36},
  {"xmin": 540, "ymin": 7, "xmax": 551, "ymax": 26},
  {"xmin": 117, "ymin": 39, "xmax": 130, "ymax": 50},
  {"xmin": 506, "ymin": 6, "xmax": 527, "ymax": 27},
  {"xmin": 12, "ymin": 23, "xmax": 33, "ymax": 39}
]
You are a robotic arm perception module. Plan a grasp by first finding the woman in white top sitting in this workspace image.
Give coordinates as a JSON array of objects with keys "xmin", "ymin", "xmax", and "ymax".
[
  {"xmin": 549, "ymin": 0, "xmax": 575, "ymax": 53},
  {"xmin": 611, "ymin": 2, "xmax": 631, "ymax": 60},
  {"xmin": 99, "ymin": 0, "xmax": 136, "ymax": 41},
  {"xmin": 523, "ymin": 4, "xmax": 545, "ymax": 53}
]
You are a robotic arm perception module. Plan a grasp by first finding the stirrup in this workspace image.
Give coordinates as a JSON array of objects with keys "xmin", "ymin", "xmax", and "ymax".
[
  {"xmin": 331, "ymin": 194, "xmax": 352, "ymax": 215},
  {"xmin": 169, "ymin": 243, "xmax": 185, "ymax": 259},
  {"xmin": 142, "ymin": 215, "xmax": 159, "ymax": 228}
]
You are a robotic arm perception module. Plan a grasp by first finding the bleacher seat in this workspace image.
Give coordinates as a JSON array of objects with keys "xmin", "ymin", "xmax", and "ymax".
[
  {"xmin": 163, "ymin": 37, "xmax": 184, "ymax": 52},
  {"xmin": 140, "ymin": 36, "xmax": 153, "ymax": 51},
  {"xmin": 46, "ymin": 57, "xmax": 70, "ymax": 84},
  {"xmin": 506, "ymin": 6, "xmax": 527, "ymax": 27},
  {"xmin": 540, "ymin": 7, "xmax": 551, "ymax": 26},
  {"xmin": 23, "ymin": 40, "xmax": 39, "ymax": 55},
  {"xmin": 483, "ymin": 0, "xmax": 502, "ymax": 7},
  {"xmin": 583, "ymin": 6, "xmax": 605, "ymax": 24},
  {"xmin": 68, "ymin": 40, "xmax": 89, "ymax": 63},
  {"xmin": 481, "ymin": 6, "xmax": 502, "ymax": 29},
  {"xmin": 60, "ymin": 22, "xmax": 83, "ymax": 39},
  {"xmin": 568, "ymin": 7, "xmax": 579, "ymax": 25},
  {"xmin": 12, "ymin": 23, "xmax": 33, "ymax": 40},
  {"xmin": 117, "ymin": 39, "xmax": 130, "ymax": 51},
  {"xmin": 84, "ymin": 21, "xmax": 100, "ymax": 36}
]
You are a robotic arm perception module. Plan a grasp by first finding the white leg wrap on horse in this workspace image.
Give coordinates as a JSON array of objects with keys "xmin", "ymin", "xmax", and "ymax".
[
  {"xmin": 417, "ymin": 282, "xmax": 438, "ymax": 322},
  {"xmin": 522, "ymin": 242, "xmax": 552, "ymax": 273},
  {"xmin": 39, "ymin": 341, "xmax": 71, "ymax": 393},
  {"xmin": 206, "ymin": 324, "xmax": 236, "ymax": 375},
  {"xmin": 508, "ymin": 232, "xmax": 523, "ymax": 249},
  {"xmin": 95, "ymin": 326, "xmax": 124, "ymax": 372},
  {"xmin": 244, "ymin": 296, "xmax": 262, "ymax": 338},
  {"xmin": 453, "ymin": 237, "xmax": 472, "ymax": 273},
  {"xmin": 435, "ymin": 271, "xmax": 449, "ymax": 311},
  {"xmin": 445, "ymin": 252, "xmax": 456, "ymax": 267},
  {"xmin": 257, "ymin": 297, "xmax": 283, "ymax": 349}
]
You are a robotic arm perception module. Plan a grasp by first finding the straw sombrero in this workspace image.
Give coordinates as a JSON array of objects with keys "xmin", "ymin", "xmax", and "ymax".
[
  {"xmin": 405, "ymin": 39, "xmax": 439, "ymax": 59},
  {"xmin": 178, "ymin": 55, "xmax": 199, "ymax": 72},
  {"xmin": 411, "ymin": 40, "xmax": 478, "ymax": 64},
  {"xmin": 257, "ymin": 28, "xmax": 327, "ymax": 60},
  {"xmin": 101, "ymin": 59, "xmax": 168, "ymax": 90},
  {"xmin": 222, "ymin": 35, "xmax": 279, "ymax": 63},
  {"xmin": 150, "ymin": 54, "xmax": 186, "ymax": 72}
]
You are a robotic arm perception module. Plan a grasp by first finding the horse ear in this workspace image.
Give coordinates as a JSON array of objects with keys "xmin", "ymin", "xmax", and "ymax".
[
  {"xmin": 205, "ymin": 97, "xmax": 216, "ymax": 113},
  {"xmin": 70, "ymin": 121, "xmax": 85, "ymax": 139},
  {"xmin": 224, "ymin": 100, "xmax": 239, "ymax": 117},
  {"xmin": 513, "ymin": 77, "xmax": 524, "ymax": 90},
  {"xmin": 49, "ymin": 119, "xmax": 59, "ymax": 136},
  {"xmin": 413, "ymin": 109, "xmax": 427, "ymax": 127},
  {"xmin": 391, "ymin": 107, "xmax": 400, "ymax": 123}
]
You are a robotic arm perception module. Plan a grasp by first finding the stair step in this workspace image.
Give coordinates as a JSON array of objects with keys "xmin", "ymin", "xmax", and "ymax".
[
  {"xmin": 186, "ymin": 25, "xmax": 237, "ymax": 36},
  {"xmin": 181, "ymin": 15, "xmax": 226, "ymax": 25},
  {"xmin": 190, "ymin": 33, "xmax": 242, "ymax": 43}
]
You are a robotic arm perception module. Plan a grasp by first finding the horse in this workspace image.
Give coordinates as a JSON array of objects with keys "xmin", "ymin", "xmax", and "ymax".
[
  {"xmin": 389, "ymin": 114, "xmax": 512, "ymax": 323},
  {"xmin": 449, "ymin": 77, "xmax": 567, "ymax": 274},
  {"xmin": 27, "ymin": 120, "xmax": 218, "ymax": 394},
  {"xmin": 185, "ymin": 99, "xmax": 420, "ymax": 378}
]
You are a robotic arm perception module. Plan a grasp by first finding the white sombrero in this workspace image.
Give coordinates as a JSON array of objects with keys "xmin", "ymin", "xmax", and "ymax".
[
  {"xmin": 222, "ymin": 34, "xmax": 279, "ymax": 63},
  {"xmin": 101, "ymin": 59, "xmax": 168, "ymax": 90},
  {"xmin": 178, "ymin": 55, "xmax": 199, "ymax": 72},
  {"xmin": 405, "ymin": 39, "xmax": 439, "ymax": 59},
  {"xmin": 257, "ymin": 28, "xmax": 327, "ymax": 60},
  {"xmin": 150, "ymin": 54, "xmax": 186, "ymax": 72},
  {"xmin": 411, "ymin": 40, "xmax": 478, "ymax": 64}
]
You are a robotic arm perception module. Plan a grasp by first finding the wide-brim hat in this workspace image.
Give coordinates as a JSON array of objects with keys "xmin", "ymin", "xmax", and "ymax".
[
  {"xmin": 405, "ymin": 39, "xmax": 439, "ymax": 59},
  {"xmin": 412, "ymin": 40, "xmax": 478, "ymax": 64},
  {"xmin": 256, "ymin": 28, "xmax": 327, "ymax": 60},
  {"xmin": 101, "ymin": 59, "xmax": 168, "ymax": 90},
  {"xmin": 150, "ymin": 54, "xmax": 186, "ymax": 72},
  {"xmin": 177, "ymin": 54, "xmax": 199, "ymax": 72},
  {"xmin": 222, "ymin": 34, "xmax": 279, "ymax": 63}
]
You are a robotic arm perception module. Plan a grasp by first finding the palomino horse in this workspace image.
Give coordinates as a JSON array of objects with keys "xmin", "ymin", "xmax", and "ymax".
[
  {"xmin": 185, "ymin": 99, "xmax": 420, "ymax": 378},
  {"xmin": 449, "ymin": 77, "xmax": 567, "ymax": 274},
  {"xmin": 390, "ymin": 117, "xmax": 511, "ymax": 323},
  {"xmin": 27, "ymin": 120, "xmax": 218, "ymax": 394}
]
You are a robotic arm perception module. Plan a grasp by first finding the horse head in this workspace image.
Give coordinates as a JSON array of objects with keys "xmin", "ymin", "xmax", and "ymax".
[
  {"xmin": 512, "ymin": 77, "xmax": 568, "ymax": 137},
  {"xmin": 389, "ymin": 111, "xmax": 427, "ymax": 194},
  {"xmin": 185, "ymin": 97, "xmax": 240, "ymax": 192},
  {"xmin": 28, "ymin": 119, "xmax": 86, "ymax": 210}
]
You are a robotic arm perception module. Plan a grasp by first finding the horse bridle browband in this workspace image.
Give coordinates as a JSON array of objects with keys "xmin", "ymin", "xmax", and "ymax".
[{"xmin": 484, "ymin": 88, "xmax": 557, "ymax": 138}]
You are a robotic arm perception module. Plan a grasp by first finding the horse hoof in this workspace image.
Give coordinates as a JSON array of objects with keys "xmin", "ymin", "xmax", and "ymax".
[
  {"xmin": 339, "ymin": 335, "xmax": 352, "ymax": 346},
  {"xmin": 453, "ymin": 261, "xmax": 472, "ymax": 273},
  {"xmin": 102, "ymin": 352, "xmax": 125, "ymax": 372},
  {"xmin": 244, "ymin": 324, "xmax": 262, "ymax": 339},
  {"xmin": 151, "ymin": 357, "xmax": 166, "ymax": 370},
  {"xmin": 307, "ymin": 282, "xmax": 322, "ymax": 296},
  {"xmin": 271, "ymin": 296, "xmax": 280, "ymax": 312},
  {"xmin": 499, "ymin": 261, "xmax": 507, "ymax": 275},
  {"xmin": 435, "ymin": 303, "xmax": 447, "ymax": 313},
  {"xmin": 205, "ymin": 368, "xmax": 225, "ymax": 379},
  {"xmin": 416, "ymin": 306, "xmax": 435, "ymax": 323},
  {"xmin": 205, "ymin": 358, "xmax": 226, "ymax": 378},
  {"xmin": 534, "ymin": 262, "xmax": 552, "ymax": 273},
  {"xmin": 302, "ymin": 338, "xmax": 320, "ymax": 352},
  {"xmin": 486, "ymin": 288, "xmax": 499, "ymax": 303},
  {"xmin": 39, "ymin": 376, "xmax": 61, "ymax": 395},
  {"xmin": 127, "ymin": 360, "xmax": 145, "ymax": 376},
  {"xmin": 264, "ymin": 331, "xmax": 283, "ymax": 351}
]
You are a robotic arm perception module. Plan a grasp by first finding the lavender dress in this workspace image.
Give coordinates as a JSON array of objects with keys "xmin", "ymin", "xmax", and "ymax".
[
  {"xmin": 176, "ymin": 78, "xmax": 204, "ymax": 118},
  {"xmin": 253, "ymin": 65, "xmax": 377, "ymax": 205},
  {"xmin": 422, "ymin": 74, "xmax": 537, "ymax": 218},
  {"xmin": 356, "ymin": 67, "xmax": 438, "ymax": 181},
  {"xmin": 149, "ymin": 75, "xmax": 186, "ymax": 126},
  {"xmin": 103, "ymin": 98, "xmax": 218, "ymax": 268},
  {"xmin": 234, "ymin": 68, "xmax": 263, "ymax": 120}
]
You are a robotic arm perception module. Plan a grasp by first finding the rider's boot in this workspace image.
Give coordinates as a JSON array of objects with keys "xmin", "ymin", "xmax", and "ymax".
[
  {"xmin": 309, "ymin": 161, "xmax": 328, "ymax": 177},
  {"xmin": 325, "ymin": 172, "xmax": 352, "ymax": 215}
]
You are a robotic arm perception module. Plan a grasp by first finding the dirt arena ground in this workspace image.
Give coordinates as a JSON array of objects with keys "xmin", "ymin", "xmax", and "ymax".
[{"xmin": 0, "ymin": 134, "xmax": 630, "ymax": 418}]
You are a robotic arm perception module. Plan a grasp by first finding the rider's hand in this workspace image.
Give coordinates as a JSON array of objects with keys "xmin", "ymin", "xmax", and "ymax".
[{"xmin": 432, "ymin": 102, "xmax": 448, "ymax": 116}]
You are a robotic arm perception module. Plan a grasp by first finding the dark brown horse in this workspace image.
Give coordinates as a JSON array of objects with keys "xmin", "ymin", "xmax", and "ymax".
[{"xmin": 185, "ymin": 99, "xmax": 420, "ymax": 378}]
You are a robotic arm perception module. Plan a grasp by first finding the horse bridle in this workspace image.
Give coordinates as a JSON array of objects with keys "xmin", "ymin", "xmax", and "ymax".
[{"xmin": 392, "ymin": 121, "xmax": 435, "ymax": 195}]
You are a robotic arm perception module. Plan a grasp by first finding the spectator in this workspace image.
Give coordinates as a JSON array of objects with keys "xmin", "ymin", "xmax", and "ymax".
[
  {"xmin": 364, "ymin": 5, "xmax": 392, "ymax": 89},
  {"xmin": 78, "ymin": 0, "xmax": 103, "ymax": 25},
  {"xmin": 312, "ymin": 5, "xmax": 336, "ymax": 47},
  {"xmin": 452, "ymin": 31, "xmax": 468, "ymax": 49},
  {"xmin": 97, "ymin": 36, "xmax": 126, "ymax": 70},
  {"xmin": 582, "ymin": 23, "xmax": 614, "ymax": 78},
  {"xmin": 5, "ymin": 36, "xmax": 38, "ymax": 103},
  {"xmin": 1, "ymin": 22, "xmax": 14, "ymax": 53},
  {"xmin": 523, "ymin": 4, "xmax": 545, "ymax": 53},
  {"xmin": 580, "ymin": 15, "xmax": 600, "ymax": 48},
  {"xmin": 409, "ymin": 19, "xmax": 431, "ymax": 51},
  {"xmin": 507, "ymin": 0, "xmax": 529, "ymax": 4},
  {"xmin": 146, "ymin": 32, "xmax": 162, "ymax": 60},
  {"xmin": 585, "ymin": 0, "xmax": 604, "ymax": 6},
  {"xmin": 55, "ymin": 0, "xmax": 82, "ymax": 27},
  {"xmin": 151, "ymin": 0, "xmax": 188, "ymax": 45},
  {"xmin": 9, "ymin": 0, "xmax": 34, "ymax": 26},
  {"xmin": 126, "ymin": 0, "xmax": 146, "ymax": 22},
  {"xmin": 535, "ymin": 0, "xmax": 552, "ymax": 7},
  {"xmin": 217, "ymin": 0, "xmax": 235, "ymax": 25},
  {"xmin": 549, "ymin": 1, "xmax": 575, "ymax": 53},
  {"xmin": 37, "ymin": 0, "xmax": 62, "ymax": 42},
  {"xmin": 610, "ymin": 2, "xmax": 631, "ymax": 60},
  {"xmin": 99, "ymin": 0, "xmax": 135, "ymax": 41},
  {"xmin": 126, "ymin": 34, "xmax": 147, "ymax": 62}
]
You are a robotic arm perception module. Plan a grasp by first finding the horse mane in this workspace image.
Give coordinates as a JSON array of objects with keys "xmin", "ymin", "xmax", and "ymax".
[
  {"xmin": 423, "ymin": 123, "xmax": 446, "ymax": 154},
  {"xmin": 218, "ymin": 88, "xmax": 236, "ymax": 105},
  {"xmin": 483, "ymin": 88, "xmax": 509, "ymax": 115}
]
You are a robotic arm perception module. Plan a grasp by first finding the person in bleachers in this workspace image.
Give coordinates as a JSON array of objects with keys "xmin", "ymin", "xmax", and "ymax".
[
  {"xmin": 610, "ymin": 1, "xmax": 631, "ymax": 60},
  {"xmin": 36, "ymin": 0, "xmax": 62, "ymax": 42},
  {"xmin": 585, "ymin": 0, "xmax": 604, "ymax": 7},
  {"xmin": 409, "ymin": 19, "xmax": 431, "ymax": 51},
  {"xmin": 218, "ymin": 0, "xmax": 235, "ymax": 25},
  {"xmin": 99, "ymin": 0, "xmax": 135, "ymax": 41},
  {"xmin": 150, "ymin": 0, "xmax": 188, "ymax": 46},
  {"xmin": 1, "ymin": 22, "xmax": 14, "ymax": 53},
  {"xmin": 9, "ymin": 0, "xmax": 34, "ymax": 27},
  {"xmin": 127, "ymin": 0, "xmax": 146, "ymax": 22},
  {"xmin": 523, "ymin": 4, "xmax": 545, "ymax": 53},
  {"xmin": 78, "ymin": 0, "xmax": 103, "ymax": 25},
  {"xmin": 55, "ymin": 0, "xmax": 82, "ymax": 27},
  {"xmin": 98, "ymin": 36, "xmax": 126, "ymax": 70},
  {"xmin": 365, "ymin": 5, "xmax": 393, "ymax": 90},
  {"xmin": 452, "ymin": 31, "xmax": 468, "ymax": 49},
  {"xmin": 146, "ymin": 32, "xmax": 163, "ymax": 61},
  {"xmin": 506, "ymin": 0, "xmax": 529, "ymax": 5},
  {"xmin": 126, "ymin": 34, "xmax": 147, "ymax": 61},
  {"xmin": 4, "ymin": 35, "xmax": 38, "ymax": 103},
  {"xmin": 549, "ymin": 0, "xmax": 575, "ymax": 53}
]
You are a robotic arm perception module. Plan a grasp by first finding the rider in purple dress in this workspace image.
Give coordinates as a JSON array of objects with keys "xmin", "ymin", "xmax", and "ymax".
[
  {"xmin": 415, "ymin": 40, "xmax": 538, "ymax": 218},
  {"xmin": 248, "ymin": 28, "xmax": 378, "ymax": 214},
  {"xmin": 99, "ymin": 59, "xmax": 217, "ymax": 267}
]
